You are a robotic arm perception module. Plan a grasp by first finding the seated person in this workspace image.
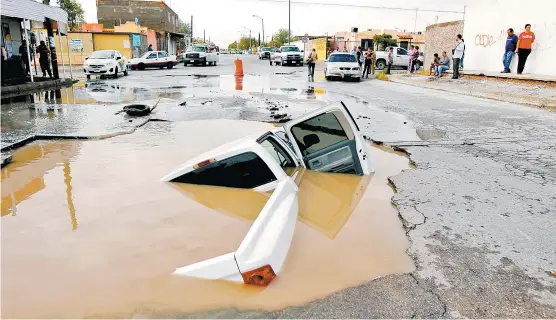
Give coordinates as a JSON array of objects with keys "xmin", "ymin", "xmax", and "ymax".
[
  {"xmin": 436, "ymin": 51, "xmax": 450, "ymax": 77},
  {"xmin": 429, "ymin": 53, "xmax": 439, "ymax": 76}
]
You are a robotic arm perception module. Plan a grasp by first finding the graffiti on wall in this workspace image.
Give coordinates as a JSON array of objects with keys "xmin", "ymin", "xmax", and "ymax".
[{"xmin": 475, "ymin": 34, "xmax": 495, "ymax": 47}]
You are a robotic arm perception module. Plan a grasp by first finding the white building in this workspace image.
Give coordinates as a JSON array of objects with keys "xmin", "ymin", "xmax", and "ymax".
[{"xmin": 463, "ymin": 0, "xmax": 556, "ymax": 76}]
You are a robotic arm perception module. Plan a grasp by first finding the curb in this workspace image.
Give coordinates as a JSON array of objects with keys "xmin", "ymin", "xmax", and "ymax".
[{"xmin": 1, "ymin": 78, "xmax": 78, "ymax": 98}]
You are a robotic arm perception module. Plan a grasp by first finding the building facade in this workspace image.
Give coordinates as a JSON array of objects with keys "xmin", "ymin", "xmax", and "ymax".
[
  {"xmin": 424, "ymin": 20, "xmax": 464, "ymax": 63},
  {"xmin": 96, "ymin": 0, "xmax": 183, "ymax": 54}
]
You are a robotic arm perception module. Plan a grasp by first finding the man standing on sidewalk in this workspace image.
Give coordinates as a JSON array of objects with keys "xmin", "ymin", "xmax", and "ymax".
[
  {"xmin": 452, "ymin": 34, "xmax": 464, "ymax": 79},
  {"xmin": 386, "ymin": 47, "xmax": 393, "ymax": 75},
  {"xmin": 502, "ymin": 28, "xmax": 518, "ymax": 73},
  {"xmin": 516, "ymin": 24, "xmax": 535, "ymax": 75}
]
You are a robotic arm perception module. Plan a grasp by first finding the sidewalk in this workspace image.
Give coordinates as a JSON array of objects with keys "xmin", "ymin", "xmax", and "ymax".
[
  {"xmin": 389, "ymin": 73, "xmax": 556, "ymax": 111},
  {"xmin": 446, "ymin": 69, "xmax": 556, "ymax": 83}
]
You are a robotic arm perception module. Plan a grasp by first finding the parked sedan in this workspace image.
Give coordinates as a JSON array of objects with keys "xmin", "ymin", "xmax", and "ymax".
[
  {"xmin": 129, "ymin": 51, "xmax": 179, "ymax": 70},
  {"xmin": 324, "ymin": 53, "xmax": 361, "ymax": 81},
  {"xmin": 84, "ymin": 50, "xmax": 128, "ymax": 79}
]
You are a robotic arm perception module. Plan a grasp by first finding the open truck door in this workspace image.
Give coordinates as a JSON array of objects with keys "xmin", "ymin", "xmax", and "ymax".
[{"xmin": 282, "ymin": 102, "xmax": 373, "ymax": 175}]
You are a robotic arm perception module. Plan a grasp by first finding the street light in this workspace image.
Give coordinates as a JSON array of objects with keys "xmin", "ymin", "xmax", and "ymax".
[
  {"xmin": 252, "ymin": 15, "xmax": 264, "ymax": 47},
  {"xmin": 242, "ymin": 26, "xmax": 252, "ymax": 51}
]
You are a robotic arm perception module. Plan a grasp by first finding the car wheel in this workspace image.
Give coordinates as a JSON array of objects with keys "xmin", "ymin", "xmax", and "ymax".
[
  {"xmin": 138, "ymin": 63, "xmax": 145, "ymax": 71},
  {"xmin": 376, "ymin": 60, "xmax": 386, "ymax": 70},
  {"xmin": 113, "ymin": 67, "xmax": 118, "ymax": 78},
  {"xmin": 167, "ymin": 62, "xmax": 173, "ymax": 69},
  {"xmin": 326, "ymin": 76, "xmax": 331, "ymax": 81},
  {"xmin": 184, "ymin": 62, "xmax": 188, "ymax": 66},
  {"xmin": 86, "ymin": 74, "xmax": 91, "ymax": 80},
  {"xmin": 213, "ymin": 61, "xmax": 217, "ymax": 66},
  {"xmin": 123, "ymin": 66, "xmax": 128, "ymax": 76},
  {"xmin": 203, "ymin": 59, "xmax": 207, "ymax": 66},
  {"xmin": 130, "ymin": 65, "xmax": 136, "ymax": 70}
]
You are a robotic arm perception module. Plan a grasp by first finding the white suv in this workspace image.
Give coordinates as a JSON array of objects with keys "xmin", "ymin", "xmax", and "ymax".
[{"xmin": 270, "ymin": 45, "xmax": 303, "ymax": 66}]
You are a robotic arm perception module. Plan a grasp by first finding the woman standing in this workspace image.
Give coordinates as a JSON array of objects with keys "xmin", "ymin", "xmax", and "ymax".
[
  {"xmin": 515, "ymin": 24, "xmax": 535, "ymax": 74},
  {"xmin": 407, "ymin": 45, "xmax": 415, "ymax": 74}
]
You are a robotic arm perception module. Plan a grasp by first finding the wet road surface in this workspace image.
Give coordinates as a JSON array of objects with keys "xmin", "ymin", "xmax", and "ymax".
[{"xmin": 2, "ymin": 55, "xmax": 555, "ymax": 318}]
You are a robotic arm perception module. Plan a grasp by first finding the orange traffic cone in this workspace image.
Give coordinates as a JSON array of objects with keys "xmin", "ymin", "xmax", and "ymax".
[
  {"xmin": 235, "ymin": 75, "xmax": 243, "ymax": 91},
  {"xmin": 234, "ymin": 59, "xmax": 244, "ymax": 76}
]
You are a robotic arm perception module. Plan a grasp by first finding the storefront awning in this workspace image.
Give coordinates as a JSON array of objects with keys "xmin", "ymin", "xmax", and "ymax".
[{"xmin": 1, "ymin": 0, "xmax": 68, "ymax": 24}]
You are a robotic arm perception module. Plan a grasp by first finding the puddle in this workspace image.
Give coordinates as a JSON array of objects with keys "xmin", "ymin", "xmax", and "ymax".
[
  {"xmin": 416, "ymin": 128, "xmax": 447, "ymax": 140},
  {"xmin": 1, "ymin": 119, "xmax": 413, "ymax": 318}
]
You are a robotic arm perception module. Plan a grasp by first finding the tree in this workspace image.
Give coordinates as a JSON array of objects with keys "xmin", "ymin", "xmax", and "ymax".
[
  {"xmin": 177, "ymin": 21, "xmax": 192, "ymax": 50},
  {"xmin": 267, "ymin": 39, "xmax": 281, "ymax": 48},
  {"xmin": 373, "ymin": 34, "xmax": 398, "ymax": 51},
  {"xmin": 57, "ymin": 0, "xmax": 84, "ymax": 31},
  {"xmin": 228, "ymin": 37, "xmax": 257, "ymax": 50},
  {"xmin": 273, "ymin": 29, "xmax": 290, "ymax": 46}
]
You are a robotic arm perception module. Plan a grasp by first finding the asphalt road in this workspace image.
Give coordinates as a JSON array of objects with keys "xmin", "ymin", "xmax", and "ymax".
[{"xmin": 3, "ymin": 55, "xmax": 556, "ymax": 318}]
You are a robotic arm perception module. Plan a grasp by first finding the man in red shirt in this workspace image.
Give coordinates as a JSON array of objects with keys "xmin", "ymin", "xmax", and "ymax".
[{"xmin": 515, "ymin": 23, "xmax": 535, "ymax": 74}]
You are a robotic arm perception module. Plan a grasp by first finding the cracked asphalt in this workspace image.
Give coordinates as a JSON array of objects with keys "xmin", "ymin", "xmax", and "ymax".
[{"xmin": 2, "ymin": 55, "xmax": 555, "ymax": 318}]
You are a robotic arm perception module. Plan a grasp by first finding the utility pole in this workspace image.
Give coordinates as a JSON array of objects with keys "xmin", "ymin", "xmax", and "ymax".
[
  {"xmin": 288, "ymin": 0, "xmax": 291, "ymax": 44},
  {"xmin": 190, "ymin": 15, "xmax": 193, "ymax": 45},
  {"xmin": 258, "ymin": 33, "xmax": 261, "ymax": 46},
  {"xmin": 42, "ymin": 0, "xmax": 59, "ymax": 79},
  {"xmin": 252, "ymin": 15, "xmax": 265, "ymax": 46},
  {"xmin": 413, "ymin": 8, "xmax": 418, "ymax": 34},
  {"xmin": 203, "ymin": 29, "xmax": 205, "ymax": 43}
]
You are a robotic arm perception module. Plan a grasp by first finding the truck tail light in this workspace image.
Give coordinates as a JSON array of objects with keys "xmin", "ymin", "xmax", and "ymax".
[
  {"xmin": 193, "ymin": 159, "xmax": 215, "ymax": 169},
  {"xmin": 241, "ymin": 264, "xmax": 276, "ymax": 286}
]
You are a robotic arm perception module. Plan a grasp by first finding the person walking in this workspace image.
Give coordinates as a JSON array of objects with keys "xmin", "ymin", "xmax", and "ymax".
[
  {"xmin": 407, "ymin": 45, "xmax": 415, "ymax": 74},
  {"xmin": 386, "ymin": 46, "xmax": 394, "ymax": 75},
  {"xmin": 307, "ymin": 48, "xmax": 317, "ymax": 79},
  {"xmin": 19, "ymin": 40, "xmax": 30, "ymax": 75},
  {"xmin": 516, "ymin": 24, "xmax": 535, "ymax": 74},
  {"xmin": 502, "ymin": 28, "xmax": 518, "ymax": 73},
  {"xmin": 452, "ymin": 34, "xmax": 464, "ymax": 79},
  {"xmin": 362, "ymin": 48, "xmax": 373, "ymax": 79},
  {"xmin": 36, "ymin": 40, "xmax": 52, "ymax": 78},
  {"xmin": 148, "ymin": 44, "xmax": 154, "ymax": 51}
]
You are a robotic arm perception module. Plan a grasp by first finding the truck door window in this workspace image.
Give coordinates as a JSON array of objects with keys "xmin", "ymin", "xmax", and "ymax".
[
  {"xmin": 291, "ymin": 112, "xmax": 349, "ymax": 156},
  {"xmin": 260, "ymin": 138, "xmax": 296, "ymax": 171},
  {"xmin": 170, "ymin": 152, "xmax": 277, "ymax": 189},
  {"xmin": 397, "ymin": 48, "xmax": 406, "ymax": 55}
]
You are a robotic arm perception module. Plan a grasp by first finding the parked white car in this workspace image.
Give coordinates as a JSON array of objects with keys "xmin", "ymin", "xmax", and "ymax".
[
  {"xmin": 128, "ymin": 51, "xmax": 179, "ymax": 70},
  {"xmin": 325, "ymin": 53, "xmax": 361, "ymax": 81},
  {"xmin": 270, "ymin": 45, "xmax": 303, "ymax": 66},
  {"xmin": 84, "ymin": 50, "xmax": 128, "ymax": 79},
  {"xmin": 183, "ymin": 44, "xmax": 219, "ymax": 66},
  {"xmin": 374, "ymin": 46, "xmax": 424, "ymax": 70},
  {"xmin": 161, "ymin": 102, "xmax": 373, "ymax": 286},
  {"xmin": 258, "ymin": 47, "xmax": 272, "ymax": 60}
]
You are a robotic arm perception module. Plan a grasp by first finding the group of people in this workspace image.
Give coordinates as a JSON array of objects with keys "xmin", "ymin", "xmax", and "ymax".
[
  {"xmin": 502, "ymin": 24, "xmax": 534, "ymax": 74},
  {"xmin": 426, "ymin": 24, "xmax": 535, "ymax": 79},
  {"xmin": 428, "ymin": 34, "xmax": 465, "ymax": 79},
  {"xmin": 352, "ymin": 46, "xmax": 377, "ymax": 79},
  {"xmin": 18, "ymin": 40, "xmax": 53, "ymax": 78}
]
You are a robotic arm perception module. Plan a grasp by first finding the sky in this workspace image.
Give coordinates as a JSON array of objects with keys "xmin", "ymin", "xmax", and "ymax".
[{"xmin": 75, "ymin": 0, "xmax": 467, "ymax": 47}]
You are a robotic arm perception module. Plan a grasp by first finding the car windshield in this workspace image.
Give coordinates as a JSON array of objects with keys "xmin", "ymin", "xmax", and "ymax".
[
  {"xmin": 188, "ymin": 46, "xmax": 206, "ymax": 52},
  {"xmin": 90, "ymin": 51, "xmax": 114, "ymax": 59},
  {"xmin": 329, "ymin": 54, "xmax": 357, "ymax": 62},
  {"xmin": 262, "ymin": 47, "xmax": 271, "ymax": 51},
  {"xmin": 282, "ymin": 47, "xmax": 300, "ymax": 52}
]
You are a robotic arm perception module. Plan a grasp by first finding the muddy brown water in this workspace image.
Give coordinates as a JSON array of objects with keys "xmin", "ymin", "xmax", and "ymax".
[{"xmin": 1, "ymin": 119, "xmax": 414, "ymax": 318}]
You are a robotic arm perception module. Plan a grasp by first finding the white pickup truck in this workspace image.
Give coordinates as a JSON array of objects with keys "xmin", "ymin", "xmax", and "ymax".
[
  {"xmin": 270, "ymin": 45, "xmax": 303, "ymax": 66},
  {"xmin": 183, "ymin": 44, "xmax": 220, "ymax": 66},
  {"xmin": 374, "ymin": 47, "xmax": 424, "ymax": 70}
]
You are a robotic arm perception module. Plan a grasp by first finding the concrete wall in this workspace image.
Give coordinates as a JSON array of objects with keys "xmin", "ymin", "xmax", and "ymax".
[
  {"xmin": 306, "ymin": 38, "xmax": 327, "ymax": 61},
  {"xmin": 463, "ymin": 0, "xmax": 556, "ymax": 76},
  {"xmin": 97, "ymin": 0, "xmax": 179, "ymax": 34},
  {"xmin": 424, "ymin": 20, "xmax": 464, "ymax": 63}
]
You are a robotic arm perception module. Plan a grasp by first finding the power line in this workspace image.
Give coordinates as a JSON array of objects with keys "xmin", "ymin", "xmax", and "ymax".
[{"xmin": 257, "ymin": 0, "xmax": 464, "ymax": 14}]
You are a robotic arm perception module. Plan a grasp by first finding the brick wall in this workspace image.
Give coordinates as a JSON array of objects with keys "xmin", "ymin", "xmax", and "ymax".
[{"xmin": 424, "ymin": 20, "xmax": 464, "ymax": 63}]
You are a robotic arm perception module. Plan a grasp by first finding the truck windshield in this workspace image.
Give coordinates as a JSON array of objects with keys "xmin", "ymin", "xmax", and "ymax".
[
  {"xmin": 329, "ymin": 54, "xmax": 357, "ymax": 62},
  {"xmin": 188, "ymin": 46, "xmax": 206, "ymax": 52},
  {"xmin": 282, "ymin": 47, "xmax": 300, "ymax": 52},
  {"xmin": 262, "ymin": 47, "xmax": 271, "ymax": 51}
]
